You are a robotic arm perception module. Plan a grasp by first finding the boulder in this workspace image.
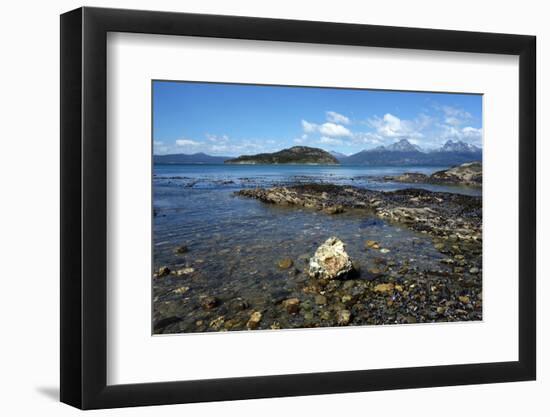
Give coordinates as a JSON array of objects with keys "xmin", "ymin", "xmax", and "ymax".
[{"xmin": 309, "ymin": 237, "xmax": 354, "ymax": 280}]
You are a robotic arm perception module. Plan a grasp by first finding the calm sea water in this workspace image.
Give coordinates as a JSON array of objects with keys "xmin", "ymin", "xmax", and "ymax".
[{"xmin": 152, "ymin": 163, "xmax": 480, "ymax": 332}]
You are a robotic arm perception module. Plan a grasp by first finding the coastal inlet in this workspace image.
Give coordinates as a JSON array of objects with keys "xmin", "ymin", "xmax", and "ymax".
[{"xmin": 153, "ymin": 164, "xmax": 482, "ymax": 334}]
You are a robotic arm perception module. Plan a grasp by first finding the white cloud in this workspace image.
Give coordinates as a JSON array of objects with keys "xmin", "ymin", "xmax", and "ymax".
[
  {"xmin": 368, "ymin": 113, "xmax": 424, "ymax": 139},
  {"xmin": 206, "ymin": 134, "xmax": 229, "ymax": 143},
  {"xmin": 301, "ymin": 120, "xmax": 317, "ymax": 133},
  {"xmin": 175, "ymin": 139, "xmax": 200, "ymax": 147},
  {"xmin": 302, "ymin": 119, "xmax": 351, "ymax": 137},
  {"xmin": 326, "ymin": 111, "xmax": 350, "ymax": 125},
  {"xmin": 439, "ymin": 124, "xmax": 482, "ymax": 144},
  {"xmin": 318, "ymin": 122, "xmax": 352, "ymax": 137},
  {"xmin": 440, "ymin": 105, "xmax": 472, "ymax": 127},
  {"xmin": 319, "ymin": 136, "xmax": 343, "ymax": 145}
]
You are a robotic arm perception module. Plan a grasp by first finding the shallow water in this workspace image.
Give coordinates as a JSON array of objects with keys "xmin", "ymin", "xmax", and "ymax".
[{"xmin": 153, "ymin": 163, "xmax": 479, "ymax": 333}]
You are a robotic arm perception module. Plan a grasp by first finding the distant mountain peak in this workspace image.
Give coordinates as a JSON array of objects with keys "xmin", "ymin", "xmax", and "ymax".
[
  {"xmin": 440, "ymin": 140, "xmax": 481, "ymax": 153},
  {"xmin": 386, "ymin": 138, "xmax": 422, "ymax": 152},
  {"xmin": 364, "ymin": 139, "xmax": 421, "ymax": 153}
]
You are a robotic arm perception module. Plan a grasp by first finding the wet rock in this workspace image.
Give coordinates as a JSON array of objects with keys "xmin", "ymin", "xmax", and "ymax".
[
  {"xmin": 323, "ymin": 205, "xmax": 344, "ymax": 215},
  {"xmin": 458, "ymin": 295, "xmax": 470, "ymax": 304},
  {"xmin": 157, "ymin": 266, "xmax": 171, "ymax": 277},
  {"xmin": 176, "ymin": 267, "xmax": 194, "ymax": 276},
  {"xmin": 337, "ymin": 309, "xmax": 351, "ymax": 325},
  {"xmin": 201, "ymin": 296, "xmax": 220, "ymax": 310},
  {"xmin": 282, "ymin": 298, "xmax": 301, "ymax": 314},
  {"xmin": 315, "ymin": 295, "xmax": 327, "ymax": 305},
  {"xmin": 209, "ymin": 316, "xmax": 225, "ymax": 330},
  {"xmin": 247, "ymin": 311, "xmax": 262, "ymax": 329},
  {"xmin": 277, "ymin": 258, "xmax": 294, "ymax": 269},
  {"xmin": 172, "ymin": 286, "xmax": 190, "ymax": 295},
  {"xmin": 174, "ymin": 245, "xmax": 189, "ymax": 254},
  {"xmin": 309, "ymin": 237, "xmax": 354, "ymax": 280},
  {"xmin": 365, "ymin": 240, "xmax": 380, "ymax": 249},
  {"xmin": 231, "ymin": 298, "xmax": 250, "ymax": 311},
  {"xmin": 374, "ymin": 283, "xmax": 395, "ymax": 293}
]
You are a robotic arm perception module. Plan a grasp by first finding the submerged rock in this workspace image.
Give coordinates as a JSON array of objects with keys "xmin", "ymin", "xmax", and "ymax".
[
  {"xmin": 176, "ymin": 267, "xmax": 194, "ymax": 276},
  {"xmin": 336, "ymin": 309, "xmax": 351, "ymax": 325},
  {"xmin": 247, "ymin": 311, "xmax": 262, "ymax": 329},
  {"xmin": 200, "ymin": 296, "xmax": 220, "ymax": 310},
  {"xmin": 174, "ymin": 245, "xmax": 189, "ymax": 254},
  {"xmin": 157, "ymin": 266, "xmax": 171, "ymax": 277},
  {"xmin": 277, "ymin": 258, "xmax": 294, "ymax": 269},
  {"xmin": 282, "ymin": 298, "xmax": 300, "ymax": 314},
  {"xmin": 309, "ymin": 237, "xmax": 354, "ymax": 280}
]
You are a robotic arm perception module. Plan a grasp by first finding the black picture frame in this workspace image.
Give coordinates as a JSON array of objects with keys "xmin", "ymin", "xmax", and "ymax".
[{"xmin": 60, "ymin": 6, "xmax": 536, "ymax": 410}]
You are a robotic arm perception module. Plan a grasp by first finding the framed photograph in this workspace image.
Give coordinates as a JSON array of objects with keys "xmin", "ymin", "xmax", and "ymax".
[{"xmin": 60, "ymin": 6, "xmax": 536, "ymax": 409}]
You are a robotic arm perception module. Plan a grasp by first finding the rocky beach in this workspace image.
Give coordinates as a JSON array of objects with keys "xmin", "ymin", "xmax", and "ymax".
[{"xmin": 152, "ymin": 163, "xmax": 482, "ymax": 334}]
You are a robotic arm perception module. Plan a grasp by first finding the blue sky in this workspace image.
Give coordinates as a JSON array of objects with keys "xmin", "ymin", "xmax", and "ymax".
[{"xmin": 153, "ymin": 81, "xmax": 482, "ymax": 156}]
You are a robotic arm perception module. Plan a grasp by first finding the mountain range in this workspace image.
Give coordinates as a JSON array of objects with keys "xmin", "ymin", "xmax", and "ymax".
[
  {"xmin": 153, "ymin": 152, "xmax": 231, "ymax": 164},
  {"xmin": 154, "ymin": 139, "xmax": 481, "ymax": 166},
  {"xmin": 337, "ymin": 139, "xmax": 481, "ymax": 166}
]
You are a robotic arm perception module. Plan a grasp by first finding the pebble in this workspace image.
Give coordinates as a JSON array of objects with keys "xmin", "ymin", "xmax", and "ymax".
[
  {"xmin": 337, "ymin": 309, "xmax": 351, "ymax": 325},
  {"xmin": 282, "ymin": 298, "xmax": 300, "ymax": 314},
  {"xmin": 157, "ymin": 266, "xmax": 170, "ymax": 277},
  {"xmin": 278, "ymin": 258, "xmax": 294, "ymax": 269},
  {"xmin": 200, "ymin": 296, "xmax": 220, "ymax": 310},
  {"xmin": 374, "ymin": 283, "xmax": 395, "ymax": 293},
  {"xmin": 247, "ymin": 311, "xmax": 262, "ymax": 329},
  {"xmin": 174, "ymin": 245, "xmax": 189, "ymax": 254}
]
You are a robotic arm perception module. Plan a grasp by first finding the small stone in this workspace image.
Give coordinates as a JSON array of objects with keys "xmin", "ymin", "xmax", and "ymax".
[
  {"xmin": 277, "ymin": 258, "xmax": 294, "ymax": 269},
  {"xmin": 315, "ymin": 295, "xmax": 327, "ymax": 305},
  {"xmin": 172, "ymin": 286, "xmax": 190, "ymax": 295},
  {"xmin": 174, "ymin": 245, "xmax": 189, "ymax": 254},
  {"xmin": 469, "ymin": 267, "xmax": 480, "ymax": 274},
  {"xmin": 282, "ymin": 298, "xmax": 301, "ymax": 314},
  {"xmin": 341, "ymin": 294, "xmax": 353, "ymax": 305},
  {"xmin": 176, "ymin": 267, "xmax": 194, "ymax": 276},
  {"xmin": 201, "ymin": 296, "xmax": 220, "ymax": 310},
  {"xmin": 209, "ymin": 316, "xmax": 225, "ymax": 330},
  {"xmin": 247, "ymin": 311, "xmax": 262, "ymax": 329},
  {"xmin": 336, "ymin": 309, "xmax": 351, "ymax": 325},
  {"xmin": 434, "ymin": 242, "xmax": 445, "ymax": 250},
  {"xmin": 380, "ymin": 248, "xmax": 391, "ymax": 254},
  {"xmin": 394, "ymin": 284, "xmax": 404, "ymax": 292},
  {"xmin": 437, "ymin": 306, "xmax": 446, "ymax": 314},
  {"xmin": 270, "ymin": 322, "xmax": 281, "ymax": 330},
  {"xmin": 458, "ymin": 295, "xmax": 470, "ymax": 304},
  {"xmin": 374, "ymin": 283, "xmax": 395, "ymax": 293},
  {"xmin": 157, "ymin": 266, "xmax": 170, "ymax": 277},
  {"xmin": 323, "ymin": 205, "xmax": 344, "ymax": 215},
  {"xmin": 365, "ymin": 240, "xmax": 379, "ymax": 249}
]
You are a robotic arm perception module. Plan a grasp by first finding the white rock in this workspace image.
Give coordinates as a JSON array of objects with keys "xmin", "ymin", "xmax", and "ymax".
[{"xmin": 308, "ymin": 237, "xmax": 354, "ymax": 280}]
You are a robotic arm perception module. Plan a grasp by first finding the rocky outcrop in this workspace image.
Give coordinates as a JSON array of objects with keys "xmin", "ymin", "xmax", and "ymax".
[
  {"xmin": 309, "ymin": 237, "xmax": 354, "ymax": 280},
  {"xmin": 377, "ymin": 162, "xmax": 482, "ymax": 187},
  {"xmin": 430, "ymin": 162, "xmax": 482, "ymax": 186},
  {"xmin": 237, "ymin": 183, "xmax": 482, "ymax": 242}
]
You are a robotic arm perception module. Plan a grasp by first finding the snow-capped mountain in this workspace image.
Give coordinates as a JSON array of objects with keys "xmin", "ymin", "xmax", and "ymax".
[
  {"xmin": 341, "ymin": 138, "xmax": 481, "ymax": 166},
  {"xmin": 385, "ymin": 138, "xmax": 422, "ymax": 152},
  {"xmin": 438, "ymin": 140, "xmax": 481, "ymax": 153}
]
